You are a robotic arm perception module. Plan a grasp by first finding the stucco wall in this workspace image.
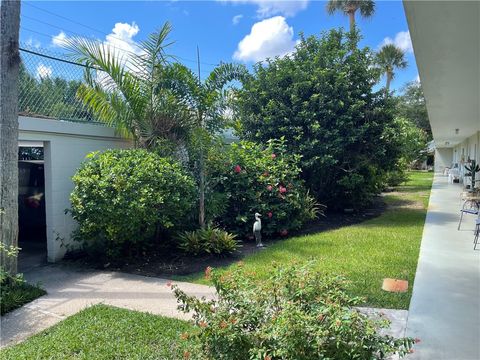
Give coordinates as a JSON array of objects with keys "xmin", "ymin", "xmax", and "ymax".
[
  {"xmin": 434, "ymin": 148, "xmax": 453, "ymax": 173},
  {"xmin": 18, "ymin": 117, "xmax": 131, "ymax": 262}
]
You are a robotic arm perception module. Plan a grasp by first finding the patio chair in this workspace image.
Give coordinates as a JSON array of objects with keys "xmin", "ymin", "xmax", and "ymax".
[
  {"xmin": 474, "ymin": 218, "xmax": 480, "ymax": 250},
  {"xmin": 458, "ymin": 200, "xmax": 479, "ymax": 230}
]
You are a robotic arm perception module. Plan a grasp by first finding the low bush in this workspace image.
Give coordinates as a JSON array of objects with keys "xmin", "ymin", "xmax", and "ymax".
[
  {"xmin": 207, "ymin": 139, "xmax": 320, "ymax": 238},
  {"xmin": 0, "ymin": 243, "xmax": 46, "ymax": 315},
  {"xmin": 177, "ymin": 227, "xmax": 239, "ymax": 256},
  {"xmin": 173, "ymin": 262, "xmax": 415, "ymax": 360},
  {"xmin": 70, "ymin": 149, "xmax": 196, "ymax": 260}
]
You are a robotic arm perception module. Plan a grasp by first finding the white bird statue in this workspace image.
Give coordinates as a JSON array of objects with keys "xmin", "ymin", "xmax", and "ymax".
[{"xmin": 253, "ymin": 212, "xmax": 264, "ymax": 248}]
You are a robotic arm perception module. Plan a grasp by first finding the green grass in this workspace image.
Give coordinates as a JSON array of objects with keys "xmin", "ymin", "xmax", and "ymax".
[
  {"xmin": 1, "ymin": 280, "xmax": 46, "ymax": 315},
  {"xmin": 178, "ymin": 171, "xmax": 433, "ymax": 310},
  {"xmin": 1, "ymin": 304, "xmax": 193, "ymax": 360}
]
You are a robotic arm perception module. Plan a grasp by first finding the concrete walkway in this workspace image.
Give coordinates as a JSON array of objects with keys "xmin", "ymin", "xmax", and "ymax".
[
  {"xmin": 0, "ymin": 264, "xmax": 214, "ymax": 348},
  {"xmin": 406, "ymin": 174, "xmax": 480, "ymax": 360}
]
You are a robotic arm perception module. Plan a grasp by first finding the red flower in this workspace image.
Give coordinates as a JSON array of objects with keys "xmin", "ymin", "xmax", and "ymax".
[
  {"xmin": 279, "ymin": 186, "xmax": 287, "ymax": 194},
  {"xmin": 234, "ymin": 165, "xmax": 242, "ymax": 173},
  {"xmin": 271, "ymin": 153, "xmax": 276, "ymax": 159},
  {"xmin": 262, "ymin": 171, "xmax": 269, "ymax": 177},
  {"xmin": 267, "ymin": 212, "xmax": 273, "ymax": 218},
  {"xmin": 266, "ymin": 185, "xmax": 273, "ymax": 191},
  {"xmin": 280, "ymin": 229, "xmax": 288, "ymax": 237}
]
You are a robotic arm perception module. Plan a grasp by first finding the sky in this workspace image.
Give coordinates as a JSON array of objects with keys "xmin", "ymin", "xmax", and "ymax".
[{"xmin": 20, "ymin": 0, "xmax": 419, "ymax": 92}]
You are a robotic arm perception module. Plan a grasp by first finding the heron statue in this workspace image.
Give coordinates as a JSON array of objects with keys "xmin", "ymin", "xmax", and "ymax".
[{"xmin": 253, "ymin": 212, "xmax": 264, "ymax": 248}]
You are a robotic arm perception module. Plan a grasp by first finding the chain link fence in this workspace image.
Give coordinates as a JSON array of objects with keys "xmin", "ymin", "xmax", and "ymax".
[{"xmin": 19, "ymin": 43, "xmax": 103, "ymax": 123}]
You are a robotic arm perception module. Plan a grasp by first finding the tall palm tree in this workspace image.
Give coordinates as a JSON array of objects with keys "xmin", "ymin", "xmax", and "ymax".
[
  {"xmin": 159, "ymin": 62, "xmax": 248, "ymax": 228},
  {"xmin": 64, "ymin": 22, "xmax": 193, "ymax": 151},
  {"xmin": 375, "ymin": 44, "xmax": 408, "ymax": 93},
  {"xmin": 326, "ymin": 0, "xmax": 375, "ymax": 31},
  {"xmin": 0, "ymin": 0, "xmax": 21, "ymax": 275}
]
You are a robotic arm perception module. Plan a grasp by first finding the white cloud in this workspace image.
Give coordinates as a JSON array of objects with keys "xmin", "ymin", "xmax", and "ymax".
[
  {"xmin": 26, "ymin": 37, "xmax": 41, "ymax": 49},
  {"xmin": 414, "ymin": 74, "xmax": 420, "ymax": 83},
  {"xmin": 36, "ymin": 63, "xmax": 52, "ymax": 79},
  {"xmin": 232, "ymin": 14, "xmax": 243, "ymax": 25},
  {"xmin": 233, "ymin": 16, "xmax": 298, "ymax": 62},
  {"xmin": 52, "ymin": 31, "xmax": 68, "ymax": 47},
  {"xmin": 380, "ymin": 31, "xmax": 413, "ymax": 53},
  {"xmin": 220, "ymin": 0, "xmax": 308, "ymax": 18}
]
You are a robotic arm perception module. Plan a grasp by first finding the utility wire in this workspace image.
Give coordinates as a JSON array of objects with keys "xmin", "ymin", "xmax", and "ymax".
[{"xmin": 22, "ymin": 2, "xmax": 219, "ymax": 67}]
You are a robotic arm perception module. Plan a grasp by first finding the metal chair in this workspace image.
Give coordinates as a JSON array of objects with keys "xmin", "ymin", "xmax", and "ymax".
[
  {"xmin": 474, "ymin": 218, "xmax": 480, "ymax": 250},
  {"xmin": 458, "ymin": 200, "xmax": 479, "ymax": 230}
]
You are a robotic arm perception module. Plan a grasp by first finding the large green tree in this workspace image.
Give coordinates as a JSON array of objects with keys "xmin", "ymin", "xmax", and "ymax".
[
  {"xmin": 375, "ymin": 44, "xmax": 407, "ymax": 93},
  {"xmin": 326, "ymin": 0, "xmax": 375, "ymax": 31},
  {"xmin": 396, "ymin": 80, "xmax": 431, "ymax": 138},
  {"xmin": 236, "ymin": 30, "xmax": 400, "ymax": 209}
]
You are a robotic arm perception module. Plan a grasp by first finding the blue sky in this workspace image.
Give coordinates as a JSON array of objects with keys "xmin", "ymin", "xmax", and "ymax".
[{"xmin": 20, "ymin": 0, "xmax": 419, "ymax": 92}]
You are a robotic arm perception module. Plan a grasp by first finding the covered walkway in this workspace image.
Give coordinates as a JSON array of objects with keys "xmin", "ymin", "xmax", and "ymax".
[{"xmin": 406, "ymin": 174, "xmax": 480, "ymax": 359}]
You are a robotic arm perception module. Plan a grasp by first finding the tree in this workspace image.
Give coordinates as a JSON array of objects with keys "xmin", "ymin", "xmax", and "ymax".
[
  {"xmin": 236, "ymin": 30, "xmax": 400, "ymax": 210},
  {"xmin": 64, "ymin": 23, "xmax": 193, "ymax": 151},
  {"xmin": 0, "ymin": 0, "xmax": 21, "ymax": 274},
  {"xmin": 375, "ymin": 44, "xmax": 407, "ymax": 93},
  {"xmin": 159, "ymin": 62, "xmax": 248, "ymax": 228},
  {"xmin": 396, "ymin": 80, "xmax": 431, "ymax": 138},
  {"xmin": 326, "ymin": 0, "xmax": 375, "ymax": 31}
]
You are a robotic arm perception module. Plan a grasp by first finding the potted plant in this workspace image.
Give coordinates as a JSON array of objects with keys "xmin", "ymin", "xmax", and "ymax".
[{"xmin": 465, "ymin": 160, "xmax": 480, "ymax": 190}]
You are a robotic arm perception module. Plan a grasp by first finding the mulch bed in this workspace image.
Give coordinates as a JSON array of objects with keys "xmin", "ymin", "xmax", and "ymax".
[{"xmin": 63, "ymin": 196, "xmax": 386, "ymax": 278}]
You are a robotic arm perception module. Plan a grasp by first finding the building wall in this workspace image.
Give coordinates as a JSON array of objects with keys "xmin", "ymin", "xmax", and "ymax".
[
  {"xmin": 434, "ymin": 148, "xmax": 453, "ymax": 173},
  {"xmin": 18, "ymin": 117, "xmax": 131, "ymax": 262},
  {"xmin": 450, "ymin": 130, "xmax": 480, "ymax": 179}
]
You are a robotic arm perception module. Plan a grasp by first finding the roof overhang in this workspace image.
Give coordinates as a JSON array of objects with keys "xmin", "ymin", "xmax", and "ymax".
[{"xmin": 403, "ymin": 0, "xmax": 480, "ymax": 148}]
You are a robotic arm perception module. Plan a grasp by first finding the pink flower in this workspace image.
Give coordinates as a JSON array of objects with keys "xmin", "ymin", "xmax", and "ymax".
[
  {"xmin": 279, "ymin": 186, "xmax": 287, "ymax": 194},
  {"xmin": 267, "ymin": 185, "xmax": 273, "ymax": 191},
  {"xmin": 166, "ymin": 281, "xmax": 173, "ymax": 288},
  {"xmin": 280, "ymin": 229, "xmax": 288, "ymax": 237},
  {"xmin": 234, "ymin": 165, "xmax": 241, "ymax": 173},
  {"xmin": 267, "ymin": 212, "xmax": 273, "ymax": 218},
  {"xmin": 271, "ymin": 153, "xmax": 276, "ymax": 159}
]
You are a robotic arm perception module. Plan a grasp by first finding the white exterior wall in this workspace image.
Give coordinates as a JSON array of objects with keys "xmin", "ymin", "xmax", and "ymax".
[
  {"xmin": 434, "ymin": 148, "xmax": 453, "ymax": 173},
  {"xmin": 18, "ymin": 117, "xmax": 131, "ymax": 262}
]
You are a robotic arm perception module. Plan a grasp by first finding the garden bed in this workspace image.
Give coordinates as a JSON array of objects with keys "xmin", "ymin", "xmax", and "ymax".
[{"xmin": 64, "ymin": 196, "xmax": 386, "ymax": 278}]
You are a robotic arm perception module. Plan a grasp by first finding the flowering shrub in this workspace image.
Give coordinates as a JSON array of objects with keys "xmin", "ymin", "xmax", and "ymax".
[
  {"xmin": 177, "ymin": 227, "xmax": 240, "ymax": 256},
  {"xmin": 208, "ymin": 139, "xmax": 319, "ymax": 238},
  {"xmin": 172, "ymin": 263, "xmax": 415, "ymax": 360},
  {"xmin": 70, "ymin": 149, "xmax": 196, "ymax": 260}
]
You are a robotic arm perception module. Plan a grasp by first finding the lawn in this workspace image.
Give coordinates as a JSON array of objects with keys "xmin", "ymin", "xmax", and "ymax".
[
  {"xmin": 1, "ymin": 304, "xmax": 193, "ymax": 360},
  {"xmin": 179, "ymin": 171, "xmax": 433, "ymax": 310}
]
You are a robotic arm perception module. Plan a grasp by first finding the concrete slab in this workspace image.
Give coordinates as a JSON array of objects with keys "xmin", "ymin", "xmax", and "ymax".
[
  {"xmin": 406, "ymin": 174, "xmax": 480, "ymax": 360},
  {"xmin": 0, "ymin": 265, "xmax": 214, "ymax": 348}
]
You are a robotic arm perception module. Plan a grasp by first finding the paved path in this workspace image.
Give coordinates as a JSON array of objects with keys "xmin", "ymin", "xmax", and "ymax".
[
  {"xmin": 0, "ymin": 264, "xmax": 213, "ymax": 348},
  {"xmin": 406, "ymin": 174, "xmax": 480, "ymax": 360}
]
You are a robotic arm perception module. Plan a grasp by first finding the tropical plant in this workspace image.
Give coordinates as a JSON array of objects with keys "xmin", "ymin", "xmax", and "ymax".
[
  {"xmin": 375, "ymin": 44, "xmax": 408, "ymax": 93},
  {"xmin": 236, "ymin": 30, "xmax": 400, "ymax": 210},
  {"xmin": 69, "ymin": 149, "xmax": 196, "ymax": 261},
  {"xmin": 177, "ymin": 227, "xmax": 239, "ymax": 256},
  {"xmin": 172, "ymin": 262, "xmax": 416, "ymax": 360},
  {"xmin": 64, "ymin": 22, "xmax": 193, "ymax": 151},
  {"xmin": 158, "ymin": 61, "xmax": 248, "ymax": 228},
  {"xmin": 326, "ymin": 0, "xmax": 375, "ymax": 31},
  {"xmin": 465, "ymin": 160, "xmax": 480, "ymax": 189},
  {"xmin": 207, "ymin": 139, "xmax": 320, "ymax": 238}
]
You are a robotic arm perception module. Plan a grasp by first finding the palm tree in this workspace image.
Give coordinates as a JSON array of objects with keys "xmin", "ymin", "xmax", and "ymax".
[
  {"xmin": 159, "ymin": 62, "xmax": 248, "ymax": 228},
  {"xmin": 64, "ymin": 23, "xmax": 193, "ymax": 151},
  {"xmin": 375, "ymin": 44, "xmax": 408, "ymax": 93},
  {"xmin": 326, "ymin": 0, "xmax": 375, "ymax": 31},
  {"xmin": 0, "ymin": 0, "xmax": 21, "ymax": 275}
]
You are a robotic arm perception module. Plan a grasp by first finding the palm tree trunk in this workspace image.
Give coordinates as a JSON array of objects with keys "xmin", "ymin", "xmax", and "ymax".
[
  {"xmin": 0, "ymin": 0, "xmax": 21, "ymax": 275},
  {"xmin": 385, "ymin": 71, "xmax": 392, "ymax": 94},
  {"xmin": 348, "ymin": 10, "xmax": 356, "ymax": 32}
]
